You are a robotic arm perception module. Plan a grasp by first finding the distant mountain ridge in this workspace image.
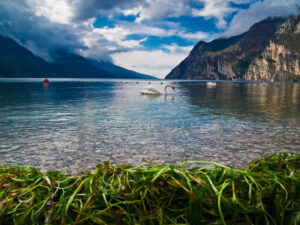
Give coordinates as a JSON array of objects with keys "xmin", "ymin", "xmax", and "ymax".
[
  {"xmin": 166, "ymin": 14, "xmax": 300, "ymax": 81},
  {"xmin": 0, "ymin": 35, "xmax": 156, "ymax": 79},
  {"xmin": 89, "ymin": 60, "xmax": 156, "ymax": 80}
]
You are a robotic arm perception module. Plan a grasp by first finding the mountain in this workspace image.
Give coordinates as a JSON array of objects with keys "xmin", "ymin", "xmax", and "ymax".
[
  {"xmin": 89, "ymin": 60, "xmax": 157, "ymax": 79},
  {"xmin": 244, "ymin": 14, "xmax": 300, "ymax": 81},
  {"xmin": 0, "ymin": 35, "xmax": 156, "ymax": 79},
  {"xmin": 0, "ymin": 35, "xmax": 113, "ymax": 78},
  {"xmin": 49, "ymin": 52, "xmax": 114, "ymax": 78},
  {"xmin": 166, "ymin": 14, "xmax": 300, "ymax": 81},
  {"xmin": 0, "ymin": 35, "xmax": 48, "ymax": 77}
]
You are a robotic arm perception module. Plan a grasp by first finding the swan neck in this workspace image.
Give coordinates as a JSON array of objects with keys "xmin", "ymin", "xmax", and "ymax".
[{"xmin": 164, "ymin": 85, "xmax": 171, "ymax": 94}]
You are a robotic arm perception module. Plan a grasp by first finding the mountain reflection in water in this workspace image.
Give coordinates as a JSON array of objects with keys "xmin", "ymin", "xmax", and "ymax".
[{"xmin": 0, "ymin": 79, "xmax": 299, "ymax": 174}]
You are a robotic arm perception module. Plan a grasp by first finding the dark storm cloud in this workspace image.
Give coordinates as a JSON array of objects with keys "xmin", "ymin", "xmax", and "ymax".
[
  {"xmin": 0, "ymin": 1, "xmax": 85, "ymax": 60},
  {"xmin": 0, "ymin": 0, "xmax": 147, "ymax": 61}
]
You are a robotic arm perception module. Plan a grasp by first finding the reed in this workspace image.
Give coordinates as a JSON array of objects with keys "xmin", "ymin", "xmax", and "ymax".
[{"xmin": 0, "ymin": 153, "xmax": 300, "ymax": 224}]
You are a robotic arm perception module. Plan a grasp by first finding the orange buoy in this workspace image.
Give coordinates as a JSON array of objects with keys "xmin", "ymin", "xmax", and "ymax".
[{"xmin": 43, "ymin": 78, "xmax": 49, "ymax": 83}]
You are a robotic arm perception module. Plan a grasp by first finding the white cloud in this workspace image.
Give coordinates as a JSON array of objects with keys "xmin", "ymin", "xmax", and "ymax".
[
  {"xmin": 119, "ymin": 22, "xmax": 179, "ymax": 36},
  {"xmin": 77, "ymin": 20, "xmax": 207, "ymax": 65},
  {"xmin": 104, "ymin": 21, "xmax": 211, "ymax": 41},
  {"xmin": 225, "ymin": 0, "xmax": 300, "ymax": 36},
  {"xmin": 123, "ymin": 0, "xmax": 189, "ymax": 23},
  {"xmin": 191, "ymin": 0, "xmax": 260, "ymax": 29},
  {"xmin": 161, "ymin": 43, "xmax": 193, "ymax": 53},
  {"xmin": 192, "ymin": 0, "xmax": 235, "ymax": 29},
  {"xmin": 112, "ymin": 46, "xmax": 192, "ymax": 78},
  {"xmin": 178, "ymin": 31, "xmax": 211, "ymax": 40},
  {"xmin": 136, "ymin": 0, "xmax": 189, "ymax": 23},
  {"xmin": 27, "ymin": 0, "xmax": 74, "ymax": 24},
  {"xmin": 123, "ymin": 6, "xmax": 143, "ymax": 17},
  {"xmin": 92, "ymin": 26, "xmax": 132, "ymax": 42},
  {"xmin": 78, "ymin": 25, "xmax": 148, "ymax": 60}
]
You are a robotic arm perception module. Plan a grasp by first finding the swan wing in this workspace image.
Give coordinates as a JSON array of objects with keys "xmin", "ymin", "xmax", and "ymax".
[
  {"xmin": 141, "ymin": 85, "xmax": 162, "ymax": 95},
  {"xmin": 145, "ymin": 85, "xmax": 158, "ymax": 91},
  {"xmin": 141, "ymin": 90, "xmax": 161, "ymax": 95},
  {"xmin": 145, "ymin": 85, "xmax": 161, "ymax": 93}
]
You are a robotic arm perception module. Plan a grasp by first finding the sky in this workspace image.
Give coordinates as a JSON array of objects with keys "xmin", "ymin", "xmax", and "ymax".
[{"xmin": 0, "ymin": 0, "xmax": 299, "ymax": 78}]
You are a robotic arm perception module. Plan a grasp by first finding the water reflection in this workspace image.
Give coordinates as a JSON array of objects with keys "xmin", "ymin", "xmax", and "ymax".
[
  {"xmin": 178, "ymin": 82, "xmax": 300, "ymax": 120},
  {"xmin": 0, "ymin": 80, "xmax": 299, "ymax": 174},
  {"xmin": 43, "ymin": 82, "xmax": 49, "ymax": 92},
  {"xmin": 141, "ymin": 94, "xmax": 175, "ymax": 102}
]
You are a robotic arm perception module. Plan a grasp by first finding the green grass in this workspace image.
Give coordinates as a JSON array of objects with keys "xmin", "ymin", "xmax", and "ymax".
[{"xmin": 0, "ymin": 153, "xmax": 300, "ymax": 224}]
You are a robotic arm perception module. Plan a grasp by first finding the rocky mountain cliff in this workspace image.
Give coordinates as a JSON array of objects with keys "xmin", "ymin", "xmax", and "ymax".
[
  {"xmin": 166, "ymin": 14, "xmax": 300, "ymax": 81},
  {"xmin": 245, "ymin": 14, "xmax": 300, "ymax": 81}
]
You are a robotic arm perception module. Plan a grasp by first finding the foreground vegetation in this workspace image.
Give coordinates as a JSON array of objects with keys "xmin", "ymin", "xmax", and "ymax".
[{"xmin": 0, "ymin": 154, "xmax": 300, "ymax": 225}]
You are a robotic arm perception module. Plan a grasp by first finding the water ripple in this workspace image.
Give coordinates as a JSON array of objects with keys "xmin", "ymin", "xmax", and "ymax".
[{"xmin": 0, "ymin": 79, "xmax": 299, "ymax": 174}]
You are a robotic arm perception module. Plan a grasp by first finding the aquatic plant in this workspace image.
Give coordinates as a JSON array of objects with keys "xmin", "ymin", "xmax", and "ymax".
[{"xmin": 0, "ymin": 153, "xmax": 300, "ymax": 224}]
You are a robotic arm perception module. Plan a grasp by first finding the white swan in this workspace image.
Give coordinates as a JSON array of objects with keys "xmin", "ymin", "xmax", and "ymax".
[
  {"xmin": 141, "ymin": 84, "xmax": 175, "ymax": 95},
  {"xmin": 206, "ymin": 82, "xmax": 217, "ymax": 87}
]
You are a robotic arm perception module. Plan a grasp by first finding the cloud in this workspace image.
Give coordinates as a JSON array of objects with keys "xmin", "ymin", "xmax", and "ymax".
[
  {"xmin": 225, "ymin": 0, "xmax": 300, "ymax": 36},
  {"xmin": 161, "ymin": 43, "xmax": 194, "ymax": 53},
  {"xmin": 192, "ymin": 0, "xmax": 236, "ymax": 29},
  {"xmin": 191, "ymin": 0, "xmax": 258, "ymax": 29},
  {"xmin": 0, "ymin": 0, "xmax": 195, "ymax": 64},
  {"xmin": 0, "ymin": 0, "xmax": 149, "ymax": 62},
  {"xmin": 114, "ymin": 21, "xmax": 179, "ymax": 37},
  {"xmin": 0, "ymin": 1, "xmax": 84, "ymax": 60},
  {"xmin": 72, "ymin": 0, "xmax": 144, "ymax": 21},
  {"xmin": 178, "ymin": 31, "xmax": 211, "ymax": 41},
  {"xmin": 112, "ymin": 45, "xmax": 193, "ymax": 78},
  {"xmin": 78, "ymin": 25, "xmax": 148, "ymax": 61},
  {"xmin": 128, "ymin": 0, "xmax": 190, "ymax": 23},
  {"xmin": 0, "ymin": 0, "xmax": 299, "ymax": 78},
  {"xmin": 27, "ymin": 0, "xmax": 74, "ymax": 24}
]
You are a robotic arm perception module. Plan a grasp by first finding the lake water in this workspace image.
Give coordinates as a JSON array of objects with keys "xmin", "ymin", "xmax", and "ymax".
[{"xmin": 0, "ymin": 78, "xmax": 299, "ymax": 174}]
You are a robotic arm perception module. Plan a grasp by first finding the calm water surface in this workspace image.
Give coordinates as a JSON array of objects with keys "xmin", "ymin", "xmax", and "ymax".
[{"xmin": 0, "ymin": 79, "xmax": 299, "ymax": 173}]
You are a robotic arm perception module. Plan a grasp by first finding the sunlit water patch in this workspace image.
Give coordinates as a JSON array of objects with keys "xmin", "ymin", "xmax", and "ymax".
[{"xmin": 0, "ymin": 79, "xmax": 299, "ymax": 173}]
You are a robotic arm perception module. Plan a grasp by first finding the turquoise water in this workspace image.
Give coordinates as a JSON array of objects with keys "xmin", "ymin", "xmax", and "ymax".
[{"xmin": 0, "ymin": 79, "xmax": 299, "ymax": 173}]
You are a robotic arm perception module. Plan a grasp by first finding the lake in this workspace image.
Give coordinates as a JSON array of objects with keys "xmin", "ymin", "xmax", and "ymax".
[{"xmin": 0, "ymin": 78, "xmax": 299, "ymax": 174}]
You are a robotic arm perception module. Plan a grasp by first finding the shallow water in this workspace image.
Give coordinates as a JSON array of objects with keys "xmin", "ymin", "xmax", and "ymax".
[{"xmin": 0, "ymin": 79, "xmax": 299, "ymax": 173}]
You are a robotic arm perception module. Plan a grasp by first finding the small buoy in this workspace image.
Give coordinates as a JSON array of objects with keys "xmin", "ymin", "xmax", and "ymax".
[{"xmin": 43, "ymin": 78, "xmax": 49, "ymax": 83}]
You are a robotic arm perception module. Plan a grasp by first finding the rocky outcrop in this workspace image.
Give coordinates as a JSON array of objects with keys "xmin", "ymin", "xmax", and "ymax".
[
  {"xmin": 244, "ymin": 41, "xmax": 300, "ymax": 81},
  {"xmin": 166, "ymin": 14, "xmax": 300, "ymax": 81},
  {"xmin": 245, "ymin": 14, "xmax": 300, "ymax": 81}
]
